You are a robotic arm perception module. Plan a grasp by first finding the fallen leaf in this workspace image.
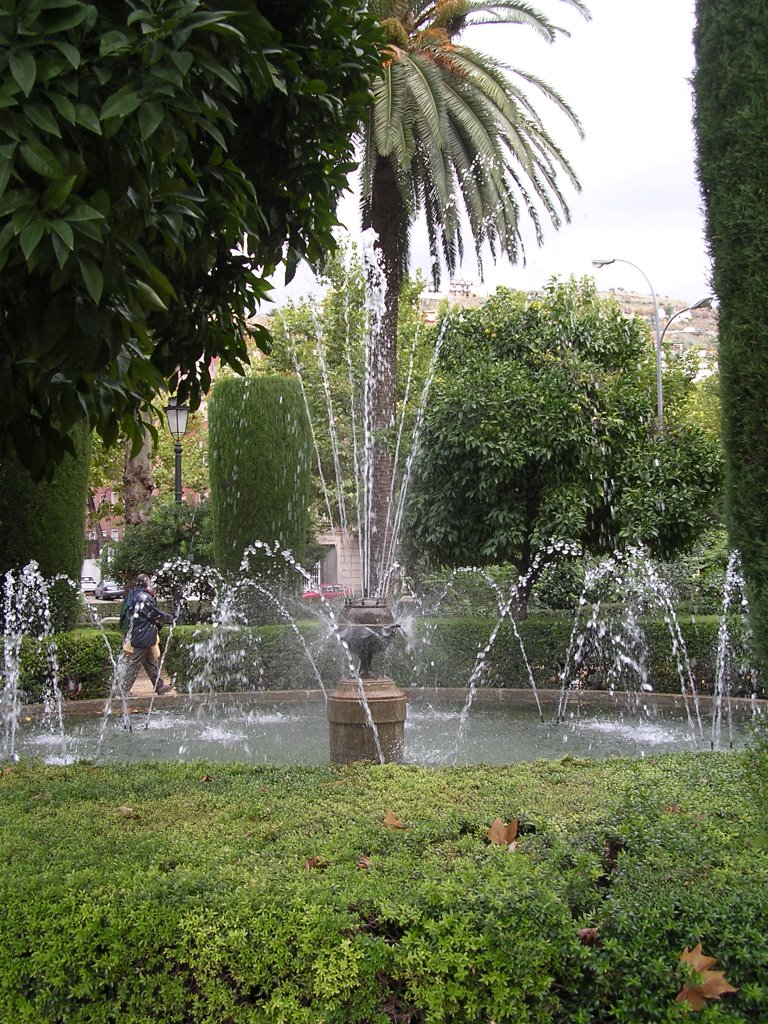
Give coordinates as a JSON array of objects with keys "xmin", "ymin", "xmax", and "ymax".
[
  {"xmin": 304, "ymin": 855, "xmax": 330, "ymax": 871},
  {"xmin": 200, "ymin": 773, "xmax": 211, "ymax": 782},
  {"xmin": 116, "ymin": 805, "xmax": 136, "ymax": 817},
  {"xmin": 663, "ymin": 803, "xmax": 682, "ymax": 814},
  {"xmin": 680, "ymin": 944, "xmax": 718, "ymax": 973},
  {"xmin": 577, "ymin": 927, "xmax": 600, "ymax": 946},
  {"xmin": 1, "ymin": 765, "xmax": 13, "ymax": 775},
  {"xmin": 383, "ymin": 809, "xmax": 407, "ymax": 829},
  {"xmin": 676, "ymin": 944, "xmax": 738, "ymax": 1010},
  {"xmin": 356, "ymin": 855, "xmax": 371, "ymax": 870},
  {"xmin": 487, "ymin": 817, "xmax": 519, "ymax": 850}
]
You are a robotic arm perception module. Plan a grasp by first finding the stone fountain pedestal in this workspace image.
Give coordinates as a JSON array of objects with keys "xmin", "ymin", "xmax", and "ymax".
[
  {"xmin": 327, "ymin": 598, "xmax": 406, "ymax": 763},
  {"xmin": 327, "ymin": 677, "xmax": 406, "ymax": 763}
]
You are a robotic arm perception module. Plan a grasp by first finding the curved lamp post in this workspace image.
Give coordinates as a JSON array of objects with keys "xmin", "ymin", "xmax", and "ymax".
[
  {"xmin": 592, "ymin": 257, "xmax": 663, "ymax": 426},
  {"xmin": 659, "ymin": 296, "xmax": 714, "ymax": 347},
  {"xmin": 164, "ymin": 397, "xmax": 189, "ymax": 505}
]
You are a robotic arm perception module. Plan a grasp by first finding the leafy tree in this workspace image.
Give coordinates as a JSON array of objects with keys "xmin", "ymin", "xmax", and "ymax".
[
  {"xmin": 87, "ymin": 409, "xmax": 210, "ymax": 552},
  {"xmin": 359, "ymin": 0, "xmax": 588, "ymax": 590},
  {"xmin": 694, "ymin": 0, "xmax": 768, "ymax": 659},
  {"xmin": 0, "ymin": 0, "xmax": 383, "ymax": 474},
  {"xmin": 406, "ymin": 279, "xmax": 723, "ymax": 616},
  {"xmin": 103, "ymin": 498, "xmax": 214, "ymax": 615}
]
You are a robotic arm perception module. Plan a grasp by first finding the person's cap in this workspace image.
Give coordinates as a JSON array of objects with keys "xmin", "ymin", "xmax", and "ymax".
[{"xmin": 136, "ymin": 573, "xmax": 152, "ymax": 590}]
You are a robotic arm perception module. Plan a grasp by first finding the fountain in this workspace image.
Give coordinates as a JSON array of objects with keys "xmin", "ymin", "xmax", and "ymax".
[
  {"xmin": 328, "ymin": 598, "xmax": 404, "ymax": 762},
  {"xmin": 2, "ymin": 543, "xmax": 763, "ymax": 768},
  {"xmin": 2, "ymin": 242, "xmax": 764, "ymax": 767}
]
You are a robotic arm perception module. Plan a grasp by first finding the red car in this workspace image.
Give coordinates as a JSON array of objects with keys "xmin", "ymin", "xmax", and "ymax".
[{"xmin": 301, "ymin": 583, "xmax": 352, "ymax": 601}]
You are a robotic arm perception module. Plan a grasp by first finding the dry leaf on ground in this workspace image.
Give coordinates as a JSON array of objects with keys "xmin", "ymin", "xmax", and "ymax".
[
  {"xmin": 487, "ymin": 817, "xmax": 519, "ymax": 850},
  {"xmin": 383, "ymin": 809, "xmax": 407, "ymax": 829},
  {"xmin": 304, "ymin": 855, "xmax": 330, "ymax": 871},
  {"xmin": 676, "ymin": 944, "xmax": 738, "ymax": 1010}
]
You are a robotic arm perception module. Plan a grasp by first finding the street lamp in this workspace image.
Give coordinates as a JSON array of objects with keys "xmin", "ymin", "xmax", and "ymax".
[
  {"xmin": 659, "ymin": 296, "xmax": 714, "ymax": 348},
  {"xmin": 592, "ymin": 257, "xmax": 664, "ymax": 426},
  {"xmin": 163, "ymin": 397, "xmax": 189, "ymax": 505}
]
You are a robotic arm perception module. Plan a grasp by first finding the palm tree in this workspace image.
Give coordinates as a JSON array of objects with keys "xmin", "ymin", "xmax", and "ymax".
[{"xmin": 359, "ymin": 0, "xmax": 589, "ymax": 595}]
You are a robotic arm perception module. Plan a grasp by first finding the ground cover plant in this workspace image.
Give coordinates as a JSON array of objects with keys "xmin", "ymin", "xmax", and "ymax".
[{"xmin": 1, "ymin": 751, "xmax": 765, "ymax": 1022}]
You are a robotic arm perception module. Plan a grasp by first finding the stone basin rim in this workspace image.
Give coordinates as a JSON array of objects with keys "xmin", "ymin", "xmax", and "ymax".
[{"xmin": 26, "ymin": 688, "xmax": 766, "ymax": 720}]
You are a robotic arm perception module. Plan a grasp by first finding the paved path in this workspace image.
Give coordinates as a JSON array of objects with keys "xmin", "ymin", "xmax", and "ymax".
[{"xmin": 128, "ymin": 666, "xmax": 176, "ymax": 698}]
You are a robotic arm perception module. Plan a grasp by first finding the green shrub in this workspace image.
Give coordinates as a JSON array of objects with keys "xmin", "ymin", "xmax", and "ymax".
[
  {"xmin": 16, "ymin": 610, "xmax": 758, "ymax": 701},
  {"xmin": 0, "ymin": 755, "xmax": 763, "ymax": 1022},
  {"xmin": 208, "ymin": 376, "xmax": 312, "ymax": 578},
  {"xmin": 164, "ymin": 623, "xmax": 345, "ymax": 692},
  {"xmin": 695, "ymin": 0, "xmax": 768, "ymax": 664},
  {"xmin": 0, "ymin": 422, "xmax": 91, "ymax": 631},
  {"xmin": 0, "ymin": 629, "xmax": 122, "ymax": 701},
  {"xmin": 158, "ymin": 613, "xmax": 744, "ymax": 697}
]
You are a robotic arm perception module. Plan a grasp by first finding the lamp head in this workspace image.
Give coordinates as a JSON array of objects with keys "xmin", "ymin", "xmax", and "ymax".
[
  {"xmin": 690, "ymin": 296, "xmax": 714, "ymax": 310},
  {"xmin": 164, "ymin": 396, "xmax": 189, "ymax": 440},
  {"xmin": 591, "ymin": 259, "xmax": 615, "ymax": 268}
]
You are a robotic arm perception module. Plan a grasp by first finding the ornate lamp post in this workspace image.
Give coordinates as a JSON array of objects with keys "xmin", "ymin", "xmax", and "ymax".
[{"xmin": 163, "ymin": 397, "xmax": 189, "ymax": 505}]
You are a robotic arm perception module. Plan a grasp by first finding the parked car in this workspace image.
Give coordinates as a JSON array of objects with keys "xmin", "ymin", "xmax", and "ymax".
[
  {"xmin": 94, "ymin": 579, "xmax": 125, "ymax": 601},
  {"xmin": 301, "ymin": 583, "xmax": 352, "ymax": 601},
  {"xmin": 80, "ymin": 575, "xmax": 98, "ymax": 596}
]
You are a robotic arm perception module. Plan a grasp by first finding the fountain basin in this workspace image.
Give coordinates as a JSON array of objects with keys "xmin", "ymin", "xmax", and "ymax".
[{"xmin": 13, "ymin": 689, "xmax": 763, "ymax": 767}]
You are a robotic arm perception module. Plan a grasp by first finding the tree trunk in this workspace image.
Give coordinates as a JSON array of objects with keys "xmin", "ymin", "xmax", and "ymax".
[
  {"xmin": 365, "ymin": 155, "xmax": 405, "ymax": 597},
  {"xmin": 123, "ymin": 425, "xmax": 154, "ymax": 526},
  {"xmin": 86, "ymin": 492, "xmax": 106, "ymax": 556}
]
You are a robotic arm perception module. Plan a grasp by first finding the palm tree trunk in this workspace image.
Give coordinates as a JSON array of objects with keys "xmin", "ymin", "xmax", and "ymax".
[{"xmin": 365, "ymin": 154, "xmax": 405, "ymax": 597}]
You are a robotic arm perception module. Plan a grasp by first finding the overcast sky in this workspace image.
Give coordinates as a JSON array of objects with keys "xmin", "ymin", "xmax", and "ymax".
[{"xmin": 270, "ymin": 0, "xmax": 710, "ymax": 307}]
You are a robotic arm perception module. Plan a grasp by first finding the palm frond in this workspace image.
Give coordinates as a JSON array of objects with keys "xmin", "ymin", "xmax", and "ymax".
[{"xmin": 361, "ymin": 0, "xmax": 588, "ymax": 284}]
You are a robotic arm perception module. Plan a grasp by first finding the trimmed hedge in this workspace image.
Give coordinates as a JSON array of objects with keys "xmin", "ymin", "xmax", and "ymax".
[
  {"xmin": 156, "ymin": 614, "xmax": 738, "ymax": 697},
  {"xmin": 0, "ymin": 422, "xmax": 91, "ymax": 631},
  {"xmin": 0, "ymin": 753, "xmax": 765, "ymax": 1022},
  {"xmin": 1, "ymin": 628, "xmax": 122, "ymax": 701},
  {"xmin": 694, "ymin": 0, "xmax": 768, "ymax": 664},
  {"xmin": 13, "ymin": 613, "xmax": 752, "ymax": 702},
  {"xmin": 208, "ymin": 376, "xmax": 312, "ymax": 577}
]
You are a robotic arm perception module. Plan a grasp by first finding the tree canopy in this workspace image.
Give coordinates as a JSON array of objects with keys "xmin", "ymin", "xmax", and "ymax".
[
  {"xmin": 0, "ymin": 0, "xmax": 382, "ymax": 474},
  {"xmin": 406, "ymin": 279, "xmax": 723, "ymax": 613}
]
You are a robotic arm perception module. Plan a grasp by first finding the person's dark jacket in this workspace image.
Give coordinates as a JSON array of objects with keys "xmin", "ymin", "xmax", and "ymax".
[{"xmin": 122, "ymin": 587, "xmax": 172, "ymax": 649}]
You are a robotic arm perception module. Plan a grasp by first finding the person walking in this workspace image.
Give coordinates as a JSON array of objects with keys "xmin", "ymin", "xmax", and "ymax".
[{"xmin": 119, "ymin": 574, "xmax": 174, "ymax": 696}]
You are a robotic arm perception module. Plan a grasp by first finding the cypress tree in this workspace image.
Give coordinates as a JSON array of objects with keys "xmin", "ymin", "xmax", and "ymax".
[
  {"xmin": 694, "ymin": 0, "xmax": 768, "ymax": 662},
  {"xmin": 208, "ymin": 376, "xmax": 312, "ymax": 584},
  {"xmin": 0, "ymin": 423, "xmax": 91, "ymax": 630}
]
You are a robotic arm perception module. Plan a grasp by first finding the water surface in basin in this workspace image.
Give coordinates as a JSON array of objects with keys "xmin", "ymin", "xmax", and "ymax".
[{"xmin": 15, "ymin": 693, "xmax": 757, "ymax": 767}]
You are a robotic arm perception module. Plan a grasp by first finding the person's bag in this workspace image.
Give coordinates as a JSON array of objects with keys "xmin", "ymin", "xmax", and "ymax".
[{"xmin": 119, "ymin": 599, "xmax": 132, "ymax": 634}]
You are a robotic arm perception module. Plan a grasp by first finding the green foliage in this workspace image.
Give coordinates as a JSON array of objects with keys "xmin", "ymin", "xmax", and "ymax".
[
  {"xmin": 0, "ymin": 0, "xmax": 383, "ymax": 474},
  {"xmin": 0, "ymin": 421, "xmax": 90, "ymax": 629},
  {"xmin": 104, "ymin": 498, "xmax": 213, "ymax": 583},
  {"xmin": 694, "ymin": 0, "xmax": 768, "ymax": 666},
  {"xmin": 407, "ymin": 279, "xmax": 723, "ymax": 608},
  {"xmin": 0, "ymin": 754, "xmax": 763, "ymax": 1022},
  {"xmin": 164, "ymin": 623, "xmax": 344, "ymax": 692},
  {"xmin": 159, "ymin": 612, "xmax": 736, "ymax": 696},
  {"xmin": 661, "ymin": 528, "xmax": 731, "ymax": 614},
  {"xmin": 1, "ymin": 627, "xmax": 121, "ymax": 701},
  {"xmin": 361, "ymin": 0, "xmax": 588, "ymax": 286},
  {"xmin": 208, "ymin": 375, "xmax": 313, "ymax": 578}
]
